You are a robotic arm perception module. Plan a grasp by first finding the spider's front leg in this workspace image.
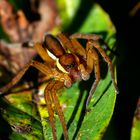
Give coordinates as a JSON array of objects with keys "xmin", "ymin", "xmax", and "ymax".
[
  {"xmin": 0, "ymin": 60, "xmax": 54, "ymax": 94},
  {"xmin": 44, "ymin": 80, "xmax": 69, "ymax": 140}
]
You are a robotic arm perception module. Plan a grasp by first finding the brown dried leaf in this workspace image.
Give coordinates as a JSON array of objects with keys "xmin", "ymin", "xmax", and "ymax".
[
  {"xmin": 0, "ymin": 0, "xmax": 59, "ymax": 43},
  {"xmin": 0, "ymin": 40, "xmax": 36, "ymax": 75}
]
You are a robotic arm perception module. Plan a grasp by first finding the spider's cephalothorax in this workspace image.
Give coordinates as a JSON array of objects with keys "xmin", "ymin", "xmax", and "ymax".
[{"xmin": 0, "ymin": 32, "xmax": 119, "ymax": 140}]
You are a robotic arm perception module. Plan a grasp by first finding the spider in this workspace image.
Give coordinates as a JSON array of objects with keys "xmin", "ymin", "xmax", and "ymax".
[{"xmin": 0, "ymin": 32, "xmax": 118, "ymax": 140}]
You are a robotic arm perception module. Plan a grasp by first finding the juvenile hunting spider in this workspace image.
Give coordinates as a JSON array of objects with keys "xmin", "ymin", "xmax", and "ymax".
[{"xmin": 0, "ymin": 32, "xmax": 118, "ymax": 140}]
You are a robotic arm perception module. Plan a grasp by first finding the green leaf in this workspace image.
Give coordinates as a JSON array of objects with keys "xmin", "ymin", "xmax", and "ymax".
[
  {"xmin": 0, "ymin": 1, "xmax": 117, "ymax": 140},
  {"xmin": 56, "ymin": 0, "xmax": 81, "ymax": 30}
]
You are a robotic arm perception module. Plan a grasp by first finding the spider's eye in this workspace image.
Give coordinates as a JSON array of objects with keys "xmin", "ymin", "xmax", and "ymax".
[
  {"xmin": 65, "ymin": 63, "xmax": 75, "ymax": 70},
  {"xmin": 59, "ymin": 54, "xmax": 77, "ymax": 72}
]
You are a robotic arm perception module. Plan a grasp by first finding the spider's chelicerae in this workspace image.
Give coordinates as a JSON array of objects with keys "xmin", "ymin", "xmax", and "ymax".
[{"xmin": 0, "ymin": 32, "xmax": 118, "ymax": 140}]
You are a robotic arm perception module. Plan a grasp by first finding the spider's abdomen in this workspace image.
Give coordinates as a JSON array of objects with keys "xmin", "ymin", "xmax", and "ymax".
[{"xmin": 44, "ymin": 34, "xmax": 65, "ymax": 58}]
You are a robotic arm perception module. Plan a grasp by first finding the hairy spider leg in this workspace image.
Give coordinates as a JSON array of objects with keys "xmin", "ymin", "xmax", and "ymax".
[
  {"xmin": 45, "ymin": 80, "xmax": 69, "ymax": 140},
  {"xmin": 89, "ymin": 40, "xmax": 119, "ymax": 94},
  {"xmin": 0, "ymin": 60, "xmax": 53, "ymax": 94},
  {"xmin": 70, "ymin": 33, "xmax": 101, "ymax": 41},
  {"xmin": 44, "ymin": 81, "xmax": 57, "ymax": 140},
  {"xmin": 52, "ymin": 81, "xmax": 69, "ymax": 140},
  {"xmin": 57, "ymin": 32, "xmax": 86, "ymax": 58},
  {"xmin": 85, "ymin": 41, "xmax": 100, "ymax": 107},
  {"xmin": 34, "ymin": 42, "xmax": 55, "ymax": 64},
  {"xmin": 71, "ymin": 33, "xmax": 119, "ymax": 56}
]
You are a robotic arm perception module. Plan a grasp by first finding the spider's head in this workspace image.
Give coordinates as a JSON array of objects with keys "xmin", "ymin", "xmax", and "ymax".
[{"xmin": 59, "ymin": 53, "xmax": 81, "ymax": 81}]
